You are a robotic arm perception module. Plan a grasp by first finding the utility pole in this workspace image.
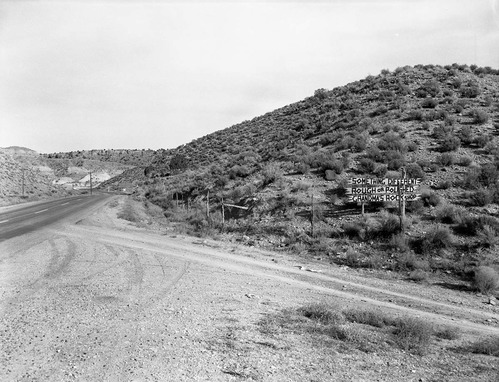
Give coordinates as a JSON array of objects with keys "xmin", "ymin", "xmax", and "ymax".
[
  {"xmin": 398, "ymin": 167, "xmax": 406, "ymax": 233},
  {"xmin": 21, "ymin": 169, "xmax": 25, "ymax": 198},
  {"xmin": 89, "ymin": 171, "xmax": 93, "ymax": 195}
]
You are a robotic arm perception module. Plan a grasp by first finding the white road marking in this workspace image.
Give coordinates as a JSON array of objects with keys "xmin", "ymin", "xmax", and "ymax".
[
  {"xmin": 0, "ymin": 220, "xmax": 9, "ymax": 224},
  {"xmin": 61, "ymin": 202, "xmax": 69, "ymax": 206},
  {"xmin": 34, "ymin": 209, "xmax": 49, "ymax": 214}
]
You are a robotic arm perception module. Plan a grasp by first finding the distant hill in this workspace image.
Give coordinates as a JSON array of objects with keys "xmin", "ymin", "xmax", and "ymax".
[
  {"xmin": 41, "ymin": 148, "xmax": 161, "ymax": 167},
  {"xmin": 0, "ymin": 148, "xmax": 134, "ymax": 206},
  {"xmin": 1, "ymin": 146, "xmax": 38, "ymax": 155}
]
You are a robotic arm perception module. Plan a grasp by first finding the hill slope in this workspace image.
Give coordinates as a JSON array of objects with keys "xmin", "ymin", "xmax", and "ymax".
[
  {"xmin": 127, "ymin": 63, "xmax": 499, "ymax": 286},
  {"xmin": 0, "ymin": 148, "xmax": 134, "ymax": 206}
]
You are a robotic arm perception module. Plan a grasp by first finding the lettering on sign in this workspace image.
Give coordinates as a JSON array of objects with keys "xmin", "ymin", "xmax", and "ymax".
[
  {"xmin": 346, "ymin": 177, "xmax": 422, "ymax": 205},
  {"xmin": 347, "ymin": 194, "xmax": 421, "ymax": 203},
  {"xmin": 349, "ymin": 178, "xmax": 421, "ymax": 186}
]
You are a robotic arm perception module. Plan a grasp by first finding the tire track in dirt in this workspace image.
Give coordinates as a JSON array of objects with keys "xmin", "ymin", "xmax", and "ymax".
[{"xmin": 62, "ymin": 225, "xmax": 499, "ymax": 335}]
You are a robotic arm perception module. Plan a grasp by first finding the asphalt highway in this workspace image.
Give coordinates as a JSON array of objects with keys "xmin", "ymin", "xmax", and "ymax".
[{"xmin": 0, "ymin": 194, "xmax": 110, "ymax": 242}]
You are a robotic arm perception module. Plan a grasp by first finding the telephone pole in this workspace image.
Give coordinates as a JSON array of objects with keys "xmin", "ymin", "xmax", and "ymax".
[
  {"xmin": 89, "ymin": 171, "xmax": 93, "ymax": 195},
  {"xmin": 21, "ymin": 169, "xmax": 25, "ymax": 198}
]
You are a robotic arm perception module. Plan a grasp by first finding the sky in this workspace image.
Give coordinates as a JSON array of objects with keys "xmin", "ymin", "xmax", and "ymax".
[{"xmin": 1, "ymin": 0, "xmax": 498, "ymax": 153}]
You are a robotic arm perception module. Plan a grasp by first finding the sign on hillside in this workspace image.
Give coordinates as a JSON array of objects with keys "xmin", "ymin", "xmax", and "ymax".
[{"xmin": 346, "ymin": 177, "xmax": 422, "ymax": 204}]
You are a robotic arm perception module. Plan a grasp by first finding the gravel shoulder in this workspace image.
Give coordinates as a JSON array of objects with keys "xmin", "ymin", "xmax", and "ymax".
[{"xmin": 1, "ymin": 195, "xmax": 498, "ymax": 381}]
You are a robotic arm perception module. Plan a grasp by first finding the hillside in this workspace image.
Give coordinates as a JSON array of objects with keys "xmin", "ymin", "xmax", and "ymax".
[
  {"xmin": 41, "ymin": 148, "xmax": 161, "ymax": 167},
  {"xmin": 124, "ymin": 63, "xmax": 499, "ymax": 289},
  {"xmin": 0, "ymin": 147, "xmax": 134, "ymax": 206}
]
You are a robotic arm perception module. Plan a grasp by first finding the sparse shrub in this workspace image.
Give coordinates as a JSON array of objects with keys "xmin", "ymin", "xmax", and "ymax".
[
  {"xmin": 455, "ymin": 214, "xmax": 499, "ymax": 236},
  {"xmin": 298, "ymin": 303, "xmax": 344, "ymax": 324},
  {"xmin": 462, "ymin": 164, "xmax": 499, "ymax": 189},
  {"xmin": 345, "ymin": 248, "xmax": 361, "ymax": 267},
  {"xmin": 458, "ymin": 155, "xmax": 472, "ymax": 166},
  {"xmin": 477, "ymin": 225, "xmax": 499, "ymax": 248},
  {"xmin": 392, "ymin": 317, "xmax": 433, "ymax": 355},
  {"xmin": 472, "ymin": 266, "xmax": 499, "ymax": 295},
  {"xmin": 365, "ymin": 146, "xmax": 384, "ymax": 162},
  {"xmin": 117, "ymin": 202, "xmax": 140, "ymax": 223},
  {"xmin": 469, "ymin": 188, "xmax": 493, "ymax": 206},
  {"xmin": 469, "ymin": 336, "xmax": 499, "ymax": 356},
  {"xmin": 405, "ymin": 199, "xmax": 425, "ymax": 214},
  {"xmin": 474, "ymin": 133, "xmax": 491, "ymax": 148},
  {"xmin": 373, "ymin": 164, "xmax": 388, "ymax": 177},
  {"xmin": 378, "ymin": 131, "xmax": 407, "ymax": 152},
  {"xmin": 344, "ymin": 309, "xmax": 393, "ymax": 328},
  {"xmin": 396, "ymin": 252, "xmax": 428, "ymax": 271},
  {"xmin": 419, "ymin": 225, "xmax": 455, "ymax": 255},
  {"xmin": 407, "ymin": 110, "xmax": 424, "ymax": 121},
  {"xmin": 384, "ymin": 150, "xmax": 406, "ymax": 170},
  {"xmin": 292, "ymin": 181, "xmax": 310, "ymax": 193},
  {"xmin": 435, "ymin": 326, "xmax": 461, "ymax": 340},
  {"xmin": 390, "ymin": 233, "xmax": 410, "ymax": 252},
  {"xmin": 460, "ymin": 82, "xmax": 480, "ymax": 98},
  {"xmin": 407, "ymin": 141, "xmax": 418, "ymax": 152},
  {"xmin": 295, "ymin": 162, "xmax": 310, "ymax": 174},
  {"xmin": 405, "ymin": 163, "xmax": 425, "ymax": 179},
  {"xmin": 378, "ymin": 212, "xmax": 401, "ymax": 237},
  {"xmin": 471, "ymin": 109, "xmax": 489, "ymax": 124},
  {"xmin": 420, "ymin": 190, "xmax": 442, "ymax": 207},
  {"xmin": 435, "ymin": 204, "xmax": 464, "ymax": 224},
  {"xmin": 458, "ymin": 126, "xmax": 473, "ymax": 145},
  {"xmin": 434, "ymin": 179, "xmax": 452, "ymax": 189},
  {"xmin": 262, "ymin": 163, "xmax": 283, "ymax": 186},
  {"xmin": 433, "ymin": 124, "xmax": 453, "ymax": 139},
  {"xmin": 321, "ymin": 159, "xmax": 344, "ymax": 175},
  {"xmin": 408, "ymin": 269, "xmax": 428, "ymax": 282},
  {"xmin": 421, "ymin": 98, "xmax": 438, "ymax": 108},
  {"xmin": 439, "ymin": 135, "xmax": 461, "ymax": 152},
  {"xmin": 436, "ymin": 152, "xmax": 455, "ymax": 166},
  {"xmin": 358, "ymin": 158, "xmax": 376, "ymax": 173}
]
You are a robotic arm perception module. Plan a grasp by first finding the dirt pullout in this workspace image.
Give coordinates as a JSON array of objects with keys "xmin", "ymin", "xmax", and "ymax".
[{"xmin": 0, "ymin": 196, "xmax": 498, "ymax": 381}]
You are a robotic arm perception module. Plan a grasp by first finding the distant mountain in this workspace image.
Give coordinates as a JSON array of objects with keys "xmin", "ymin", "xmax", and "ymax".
[{"xmin": 1, "ymin": 146, "xmax": 38, "ymax": 155}]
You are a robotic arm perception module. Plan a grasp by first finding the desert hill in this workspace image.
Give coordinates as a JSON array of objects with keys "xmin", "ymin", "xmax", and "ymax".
[
  {"xmin": 129, "ymin": 63, "xmax": 499, "ymax": 286},
  {"xmin": 0, "ymin": 148, "xmax": 134, "ymax": 206},
  {"xmin": 41, "ymin": 148, "xmax": 160, "ymax": 167}
]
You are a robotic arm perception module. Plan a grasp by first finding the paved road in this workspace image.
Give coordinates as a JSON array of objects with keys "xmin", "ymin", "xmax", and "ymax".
[{"xmin": 0, "ymin": 194, "xmax": 110, "ymax": 242}]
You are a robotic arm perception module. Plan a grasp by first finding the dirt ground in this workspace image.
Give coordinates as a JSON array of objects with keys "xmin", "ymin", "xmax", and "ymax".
[{"xmin": 1, "ymin": 195, "xmax": 498, "ymax": 381}]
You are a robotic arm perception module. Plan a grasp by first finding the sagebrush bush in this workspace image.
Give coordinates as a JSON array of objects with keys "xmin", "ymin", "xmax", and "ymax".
[
  {"xmin": 421, "ymin": 190, "xmax": 442, "ymax": 207},
  {"xmin": 393, "ymin": 317, "xmax": 433, "ymax": 355},
  {"xmin": 437, "ymin": 152, "xmax": 455, "ymax": 166},
  {"xmin": 455, "ymin": 214, "xmax": 499, "ymax": 236},
  {"xmin": 471, "ymin": 109, "xmax": 489, "ymax": 124},
  {"xmin": 298, "ymin": 303, "xmax": 344, "ymax": 324},
  {"xmin": 405, "ymin": 163, "xmax": 425, "ymax": 179},
  {"xmin": 469, "ymin": 188, "xmax": 493, "ymax": 206},
  {"xmin": 435, "ymin": 203, "xmax": 464, "ymax": 224},
  {"xmin": 377, "ymin": 212, "xmax": 401, "ymax": 237},
  {"xmin": 477, "ymin": 225, "xmax": 499, "ymax": 248},
  {"xmin": 435, "ymin": 326, "xmax": 461, "ymax": 340},
  {"xmin": 439, "ymin": 135, "xmax": 461, "ymax": 152},
  {"xmin": 469, "ymin": 336, "xmax": 499, "ymax": 356},
  {"xmin": 408, "ymin": 269, "xmax": 429, "ymax": 282},
  {"xmin": 473, "ymin": 266, "xmax": 499, "ymax": 295},
  {"xmin": 419, "ymin": 225, "xmax": 455, "ymax": 255},
  {"xmin": 344, "ymin": 309, "xmax": 393, "ymax": 328}
]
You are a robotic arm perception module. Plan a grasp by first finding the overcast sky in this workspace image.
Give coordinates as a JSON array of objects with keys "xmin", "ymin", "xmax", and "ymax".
[{"xmin": 1, "ymin": 0, "xmax": 498, "ymax": 153}]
